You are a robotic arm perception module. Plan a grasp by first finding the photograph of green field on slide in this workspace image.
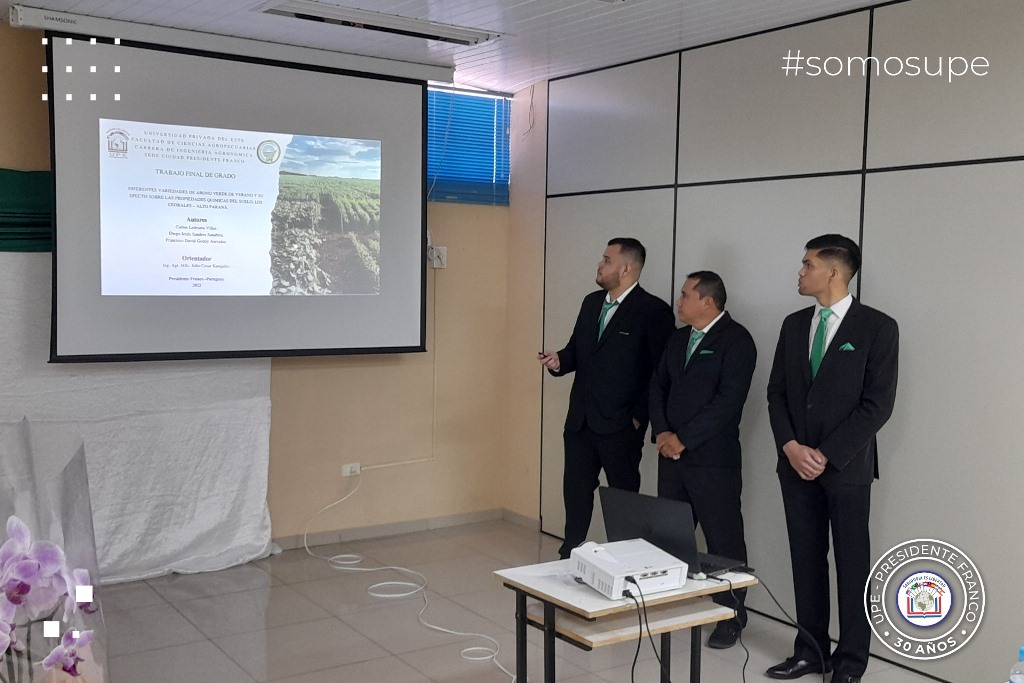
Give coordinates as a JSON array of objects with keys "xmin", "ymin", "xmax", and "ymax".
[{"xmin": 270, "ymin": 135, "xmax": 381, "ymax": 295}]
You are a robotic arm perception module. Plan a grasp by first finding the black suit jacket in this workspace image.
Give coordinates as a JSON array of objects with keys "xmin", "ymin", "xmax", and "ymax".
[
  {"xmin": 649, "ymin": 312, "xmax": 757, "ymax": 469},
  {"xmin": 552, "ymin": 285, "xmax": 674, "ymax": 435},
  {"xmin": 767, "ymin": 298, "xmax": 899, "ymax": 486}
]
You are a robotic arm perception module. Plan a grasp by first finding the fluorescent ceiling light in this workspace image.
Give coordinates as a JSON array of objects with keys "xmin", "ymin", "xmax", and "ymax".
[{"xmin": 263, "ymin": 1, "xmax": 502, "ymax": 46}]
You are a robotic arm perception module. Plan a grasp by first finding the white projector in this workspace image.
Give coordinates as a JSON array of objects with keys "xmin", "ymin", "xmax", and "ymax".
[{"xmin": 570, "ymin": 539, "xmax": 687, "ymax": 599}]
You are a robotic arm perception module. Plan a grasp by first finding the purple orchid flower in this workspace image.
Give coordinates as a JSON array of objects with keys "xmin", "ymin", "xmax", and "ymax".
[
  {"xmin": 0, "ymin": 517, "xmax": 66, "ymax": 575},
  {"xmin": 2, "ymin": 515, "xmax": 102, "ymax": 672},
  {"xmin": 0, "ymin": 600, "xmax": 24, "ymax": 661},
  {"xmin": 60, "ymin": 567, "xmax": 98, "ymax": 622},
  {"xmin": 41, "ymin": 628, "xmax": 93, "ymax": 677},
  {"xmin": 0, "ymin": 516, "xmax": 67, "ymax": 620},
  {"xmin": 0, "ymin": 516, "xmax": 34, "ymax": 567}
]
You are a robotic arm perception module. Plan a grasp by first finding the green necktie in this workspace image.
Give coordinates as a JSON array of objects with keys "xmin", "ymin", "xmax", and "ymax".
[
  {"xmin": 598, "ymin": 299, "xmax": 618, "ymax": 339},
  {"xmin": 685, "ymin": 329, "xmax": 704, "ymax": 366},
  {"xmin": 810, "ymin": 308, "xmax": 833, "ymax": 378}
]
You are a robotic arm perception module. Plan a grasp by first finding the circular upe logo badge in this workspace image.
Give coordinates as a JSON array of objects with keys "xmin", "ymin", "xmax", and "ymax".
[{"xmin": 865, "ymin": 539, "xmax": 984, "ymax": 660}]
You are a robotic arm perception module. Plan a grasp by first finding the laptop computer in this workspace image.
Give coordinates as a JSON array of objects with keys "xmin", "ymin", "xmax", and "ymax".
[{"xmin": 598, "ymin": 486, "xmax": 751, "ymax": 578}]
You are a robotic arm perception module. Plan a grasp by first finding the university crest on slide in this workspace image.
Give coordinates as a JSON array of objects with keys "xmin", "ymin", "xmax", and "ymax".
[
  {"xmin": 106, "ymin": 128, "xmax": 130, "ymax": 158},
  {"xmin": 257, "ymin": 140, "xmax": 281, "ymax": 164}
]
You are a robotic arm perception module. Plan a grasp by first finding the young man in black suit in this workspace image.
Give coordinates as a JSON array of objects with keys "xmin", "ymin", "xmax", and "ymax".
[
  {"xmin": 765, "ymin": 235, "xmax": 899, "ymax": 683},
  {"xmin": 538, "ymin": 237, "xmax": 674, "ymax": 559},
  {"xmin": 649, "ymin": 271, "xmax": 757, "ymax": 649}
]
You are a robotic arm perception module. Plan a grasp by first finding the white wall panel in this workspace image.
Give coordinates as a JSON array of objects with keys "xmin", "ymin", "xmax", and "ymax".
[
  {"xmin": 869, "ymin": 0, "xmax": 1024, "ymax": 167},
  {"xmin": 548, "ymin": 55, "xmax": 679, "ymax": 196},
  {"xmin": 862, "ymin": 163, "xmax": 1024, "ymax": 681},
  {"xmin": 678, "ymin": 12, "xmax": 869, "ymax": 183}
]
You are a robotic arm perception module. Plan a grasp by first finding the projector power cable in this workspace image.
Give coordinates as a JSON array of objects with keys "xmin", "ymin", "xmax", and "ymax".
[
  {"xmin": 624, "ymin": 576, "xmax": 673, "ymax": 683},
  {"xmin": 727, "ymin": 571, "xmax": 828, "ymax": 683},
  {"xmin": 301, "ymin": 476, "xmax": 516, "ymax": 681}
]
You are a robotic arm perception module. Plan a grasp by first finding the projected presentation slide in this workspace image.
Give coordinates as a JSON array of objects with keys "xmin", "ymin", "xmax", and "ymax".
[{"xmin": 100, "ymin": 120, "xmax": 382, "ymax": 296}]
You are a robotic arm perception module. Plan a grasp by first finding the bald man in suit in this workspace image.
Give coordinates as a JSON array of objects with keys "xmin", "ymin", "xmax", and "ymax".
[
  {"xmin": 539, "ymin": 237, "xmax": 674, "ymax": 559},
  {"xmin": 765, "ymin": 234, "xmax": 899, "ymax": 683}
]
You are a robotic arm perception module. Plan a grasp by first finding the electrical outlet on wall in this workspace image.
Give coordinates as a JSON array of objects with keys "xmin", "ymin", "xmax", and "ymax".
[
  {"xmin": 428, "ymin": 245, "xmax": 447, "ymax": 268},
  {"xmin": 341, "ymin": 462, "xmax": 361, "ymax": 477}
]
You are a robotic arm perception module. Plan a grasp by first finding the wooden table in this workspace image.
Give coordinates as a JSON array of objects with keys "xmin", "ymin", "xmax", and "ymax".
[{"xmin": 495, "ymin": 559, "xmax": 757, "ymax": 682}]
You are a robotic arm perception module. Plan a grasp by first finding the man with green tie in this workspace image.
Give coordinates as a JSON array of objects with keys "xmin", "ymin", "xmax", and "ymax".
[
  {"xmin": 766, "ymin": 234, "xmax": 899, "ymax": 683},
  {"xmin": 539, "ymin": 238, "xmax": 674, "ymax": 559},
  {"xmin": 649, "ymin": 271, "xmax": 757, "ymax": 649}
]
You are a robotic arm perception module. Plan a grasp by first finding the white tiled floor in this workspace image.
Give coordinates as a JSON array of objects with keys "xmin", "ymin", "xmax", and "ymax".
[{"xmin": 101, "ymin": 521, "xmax": 939, "ymax": 682}]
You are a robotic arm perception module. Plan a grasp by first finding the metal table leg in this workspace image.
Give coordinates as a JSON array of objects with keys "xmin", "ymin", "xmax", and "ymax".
[
  {"xmin": 544, "ymin": 601, "xmax": 556, "ymax": 683},
  {"xmin": 515, "ymin": 590, "xmax": 527, "ymax": 681},
  {"xmin": 690, "ymin": 624, "xmax": 702, "ymax": 683},
  {"xmin": 661, "ymin": 631, "xmax": 672, "ymax": 683},
  {"xmin": 544, "ymin": 602, "xmax": 561, "ymax": 683}
]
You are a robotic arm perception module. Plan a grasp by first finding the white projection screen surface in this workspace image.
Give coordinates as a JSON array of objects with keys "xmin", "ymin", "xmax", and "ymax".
[{"xmin": 48, "ymin": 37, "xmax": 426, "ymax": 361}]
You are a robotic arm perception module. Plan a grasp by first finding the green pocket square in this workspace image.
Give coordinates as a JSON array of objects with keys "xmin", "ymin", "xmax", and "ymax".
[
  {"xmin": 699, "ymin": 349, "xmax": 714, "ymax": 355},
  {"xmin": 839, "ymin": 342, "xmax": 855, "ymax": 351}
]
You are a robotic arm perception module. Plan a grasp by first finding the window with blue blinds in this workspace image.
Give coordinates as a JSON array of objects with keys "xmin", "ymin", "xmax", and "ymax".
[{"xmin": 427, "ymin": 89, "xmax": 510, "ymax": 206}]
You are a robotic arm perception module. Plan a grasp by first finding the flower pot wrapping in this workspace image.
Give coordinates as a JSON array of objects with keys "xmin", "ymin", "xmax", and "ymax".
[{"xmin": 1, "ymin": 420, "xmax": 107, "ymax": 683}]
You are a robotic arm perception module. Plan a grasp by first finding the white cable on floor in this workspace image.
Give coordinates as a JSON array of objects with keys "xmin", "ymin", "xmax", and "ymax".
[{"xmin": 302, "ymin": 476, "xmax": 516, "ymax": 681}]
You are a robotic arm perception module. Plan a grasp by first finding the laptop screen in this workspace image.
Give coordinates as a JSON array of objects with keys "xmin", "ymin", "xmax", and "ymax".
[{"xmin": 598, "ymin": 486, "xmax": 700, "ymax": 570}]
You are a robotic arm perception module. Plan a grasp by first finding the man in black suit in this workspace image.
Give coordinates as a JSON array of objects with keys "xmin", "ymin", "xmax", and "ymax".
[
  {"xmin": 539, "ymin": 237, "xmax": 674, "ymax": 559},
  {"xmin": 765, "ymin": 235, "xmax": 899, "ymax": 683},
  {"xmin": 649, "ymin": 271, "xmax": 756, "ymax": 649}
]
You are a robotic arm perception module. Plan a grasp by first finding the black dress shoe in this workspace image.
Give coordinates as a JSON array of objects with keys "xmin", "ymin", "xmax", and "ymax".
[
  {"xmin": 830, "ymin": 674, "xmax": 860, "ymax": 683},
  {"xmin": 707, "ymin": 621, "xmax": 741, "ymax": 649},
  {"xmin": 764, "ymin": 656, "xmax": 831, "ymax": 679}
]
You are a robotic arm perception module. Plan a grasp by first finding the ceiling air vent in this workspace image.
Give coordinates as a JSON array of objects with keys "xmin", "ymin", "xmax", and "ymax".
[{"xmin": 263, "ymin": 1, "xmax": 502, "ymax": 46}]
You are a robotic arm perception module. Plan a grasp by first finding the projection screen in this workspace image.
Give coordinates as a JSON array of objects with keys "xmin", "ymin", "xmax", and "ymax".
[{"xmin": 48, "ymin": 36, "xmax": 426, "ymax": 361}]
